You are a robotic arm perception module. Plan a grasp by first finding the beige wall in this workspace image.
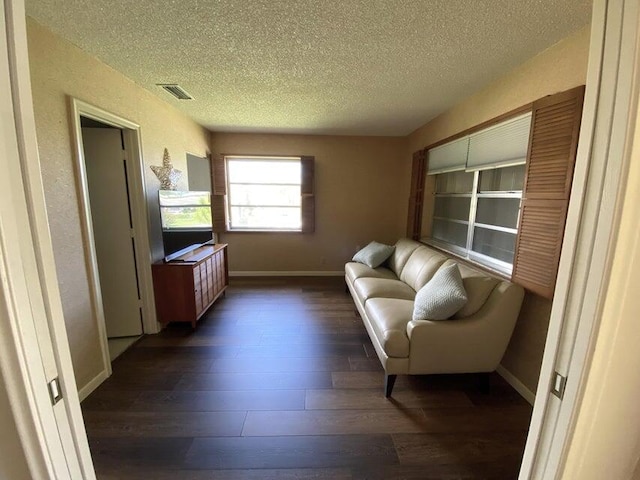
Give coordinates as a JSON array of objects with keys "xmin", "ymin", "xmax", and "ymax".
[
  {"xmin": 0, "ymin": 373, "xmax": 31, "ymax": 480},
  {"xmin": 27, "ymin": 18, "xmax": 210, "ymax": 391},
  {"xmin": 406, "ymin": 26, "xmax": 591, "ymax": 393},
  {"xmin": 407, "ymin": 26, "xmax": 591, "ymax": 153},
  {"xmin": 211, "ymin": 133, "xmax": 408, "ymax": 272}
]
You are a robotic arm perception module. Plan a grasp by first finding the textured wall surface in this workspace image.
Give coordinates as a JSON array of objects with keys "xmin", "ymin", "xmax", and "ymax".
[
  {"xmin": 211, "ymin": 133, "xmax": 409, "ymax": 272},
  {"xmin": 406, "ymin": 26, "xmax": 591, "ymax": 394},
  {"xmin": 27, "ymin": 18, "xmax": 209, "ymax": 391}
]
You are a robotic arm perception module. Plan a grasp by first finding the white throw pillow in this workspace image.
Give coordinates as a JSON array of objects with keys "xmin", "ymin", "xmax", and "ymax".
[
  {"xmin": 352, "ymin": 241, "xmax": 395, "ymax": 268},
  {"xmin": 412, "ymin": 263, "xmax": 468, "ymax": 321}
]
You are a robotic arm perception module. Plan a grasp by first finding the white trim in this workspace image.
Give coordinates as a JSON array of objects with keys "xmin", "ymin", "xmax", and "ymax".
[
  {"xmin": 496, "ymin": 365, "xmax": 535, "ymax": 405},
  {"xmin": 69, "ymin": 98, "xmax": 160, "ymax": 383},
  {"xmin": 69, "ymin": 99, "xmax": 111, "ymax": 379},
  {"xmin": 77, "ymin": 369, "xmax": 110, "ymax": 402},
  {"xmin": 229, "ymin": 270, "xmax": 344, "ymax": 277},
  {"xmin": 561, "ymin": 72, "xmax": 640, "ymax": 477}
]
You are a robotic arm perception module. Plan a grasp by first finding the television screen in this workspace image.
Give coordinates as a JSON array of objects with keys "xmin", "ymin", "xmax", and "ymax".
[{"xmin": 159, "ymin": 190, "xmax": 212, "ymax": 231}]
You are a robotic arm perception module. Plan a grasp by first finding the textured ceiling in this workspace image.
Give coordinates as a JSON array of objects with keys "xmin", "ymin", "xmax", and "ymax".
[{"xmin": 26, "ymin": 0, "xmax": 592, "ymax": 136}]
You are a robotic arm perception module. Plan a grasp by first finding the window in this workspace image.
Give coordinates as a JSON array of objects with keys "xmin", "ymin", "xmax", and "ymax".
[
  {"xmin": 428, "ymin": 165, "xmax": 525, "ymax": 275},
  {"xmin": 413, "ymin": 88, "xmax": 584, "ymax": 296},
  {"xmin": 422, "ymin": 112, "xmax": 532, "ymax": 275},
  {"xmin": 226, "ymin": 156, "xmax": 302, "ymax": 231},
  {"xmin": 158, "ymin": 190, "xmax": 212, "ymax": 230},
  {"xmin": 210, "ymin": 155, "xmax": 314, "ymax": 233}
]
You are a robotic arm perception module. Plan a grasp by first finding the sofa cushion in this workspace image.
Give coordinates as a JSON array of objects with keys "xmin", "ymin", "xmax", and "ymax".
[
  {"xmin": 399, "ymin": 246, "xmax": 449, "ymax": 292},
  {"xmin": 388, "ymin": 238, "xmax": 423, "ymax": 277},
  {"xmin": 365, "ymin": 298, "xmax": 414, "ymax": 358},
  {"xmin": 345, "ymin": 262, "xmax": 397, "ymax": 284},
  {"xmin": 440, "ymin": 260, "xmax": 500, "ymax": 318},
  {"xmin": 413, "ymin": 263, "xmax": 468, "ymax": 321},
  {"xmin": 352, "ymin": 241, "xmax": 395, "ymax": 268},
  {"xmin": 354, "ymin": 277, "xmax": 416, "ymax": 303}
]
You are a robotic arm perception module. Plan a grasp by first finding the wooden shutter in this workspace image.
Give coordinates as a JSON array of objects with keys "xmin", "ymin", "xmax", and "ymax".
[
  {"xmin": 301, "ymin": 156, "xmax": 315, "ymax": 233},
  {"xmin": 512, "ymin": 86, "xmax": 585, "ymax": 298},
  {"xmin": 210, "ymin": 153, "xmax": 228, "ymax": 233},
  {"xmin": 406, "ymin": 149, "xmax": 427, "ymax": 239}
]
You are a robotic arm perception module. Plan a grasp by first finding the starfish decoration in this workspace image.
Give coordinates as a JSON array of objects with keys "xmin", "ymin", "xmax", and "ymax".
[{"xmin": 151, "ymin": 148, "xmax": 182, "ymax": 190}]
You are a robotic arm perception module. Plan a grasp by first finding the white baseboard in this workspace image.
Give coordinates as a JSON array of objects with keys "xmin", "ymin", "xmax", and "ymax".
[
  {"xmin": 77, "ymin": 368, "xmax": 110, "ymax": 402},
  {"xmin": 496, "ymin": 364, "xmax": 536, "ymax": 405},
  {"xmin": 229, "ymin": 271, "xmax": 344, "ymax": 277}
]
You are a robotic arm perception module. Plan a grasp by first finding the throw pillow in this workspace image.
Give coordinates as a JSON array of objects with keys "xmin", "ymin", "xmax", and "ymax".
[
  {"xmin": 352, "ymin": 241, "xmax": 395, "ymax": 268},
  {"xmin": 412, "ymin": 263, "xmax": 468, "ymax": 321}
]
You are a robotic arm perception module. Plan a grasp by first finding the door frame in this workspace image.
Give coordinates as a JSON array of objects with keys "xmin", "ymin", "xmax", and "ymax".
[
  {"xmin": 520, "ymin": 0, "xmax": 640, "ymax": 477},
  {"xmin": 1, "ymin": 0, "xmax": 95, "ymax": 476},
  {"xmin": 69, "ymin": 98, "xmax": 159, "ymax": 399}
]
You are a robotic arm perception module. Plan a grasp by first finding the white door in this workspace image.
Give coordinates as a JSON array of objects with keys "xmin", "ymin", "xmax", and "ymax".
[
  {"xmin": 0, "ymin": 0, "xmax": 95, "ymax": 477},
  {"xmin": 83, "ymin": 127, "xmax": 144, "ymax": 338}
]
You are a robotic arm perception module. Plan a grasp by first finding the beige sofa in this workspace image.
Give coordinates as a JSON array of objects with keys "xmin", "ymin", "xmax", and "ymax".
[{"xmin": 345, "ymin": 238, "xmax": 524, "ymax": 397}]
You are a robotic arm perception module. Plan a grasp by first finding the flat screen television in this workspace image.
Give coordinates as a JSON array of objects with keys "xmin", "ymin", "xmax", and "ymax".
[
  {"xmin": 159, "ymin": 190, "xmax": 212, "ymax": 230},
  {"xmin": 159, "ymin": 190, "xmax": 213, "ymax": 257}
]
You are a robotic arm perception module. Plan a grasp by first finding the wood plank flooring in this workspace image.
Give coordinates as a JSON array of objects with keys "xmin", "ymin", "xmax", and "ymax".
[{"xmin": 82, "ymin": 277, "xmax": 532, "ymax": 479}]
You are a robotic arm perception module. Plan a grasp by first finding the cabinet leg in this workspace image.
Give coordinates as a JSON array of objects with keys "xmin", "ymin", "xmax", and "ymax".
[{"xmin": 385, "ymin": 374, "xmax": 397, "ymax": 398}]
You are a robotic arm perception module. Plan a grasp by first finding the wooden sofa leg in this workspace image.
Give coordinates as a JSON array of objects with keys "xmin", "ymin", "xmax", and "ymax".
[
  {"xmin": 478, "ymin": 372, "xmax": 491, "ymax": 394},
  {"xmin": 385, "ymin": 374, "xmax": 397, "ymax": 398}
]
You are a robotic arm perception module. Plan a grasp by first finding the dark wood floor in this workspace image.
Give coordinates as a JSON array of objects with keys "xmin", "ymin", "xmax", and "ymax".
[{"xmin": 82, "ymin": 277, "xmax": 532, "ymax": 479}]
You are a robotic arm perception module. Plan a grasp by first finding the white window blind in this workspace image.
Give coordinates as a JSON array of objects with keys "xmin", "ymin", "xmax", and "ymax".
[
  {"xmin": 427, "ymin": 137, "xmax": 469, "ymax": 174},
  {"xmin": 466, "ymin": 113, "xmax": 532, "ymax": 171}
]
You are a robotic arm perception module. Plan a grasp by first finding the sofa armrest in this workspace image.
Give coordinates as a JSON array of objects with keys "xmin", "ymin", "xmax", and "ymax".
[{"xmin": 405, "ymin": 282, "xmax": 524, "ymax": 374}]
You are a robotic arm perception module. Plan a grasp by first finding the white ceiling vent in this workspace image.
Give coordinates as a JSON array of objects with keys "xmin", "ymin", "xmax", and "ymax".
[{"xmin": 157, "ymin": 84, "xmax": 193, "ymax": 100}]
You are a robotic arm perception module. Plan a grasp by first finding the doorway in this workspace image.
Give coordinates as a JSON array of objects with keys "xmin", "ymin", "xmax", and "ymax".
[
  {"xmin": 80, "ymin": 117, "xmax": 143, "ymax": 360},
  {"xmin": 70, "ymin": 99, "xmax": 159, "ymax": 394}
]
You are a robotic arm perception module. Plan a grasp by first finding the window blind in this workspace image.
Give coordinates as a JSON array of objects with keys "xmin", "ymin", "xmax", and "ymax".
[
  {"xmin": 466, "ymin": 113, "xmax": 532, "ymax": 171},
  {"xmin": 427, "ymin": 137, "xmax": 469, "ymax": 174}
]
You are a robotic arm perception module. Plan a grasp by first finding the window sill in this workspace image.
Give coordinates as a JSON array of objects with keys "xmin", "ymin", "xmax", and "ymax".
[
  {"xmin": 421, "ymin": 237, "xmax": 512, "ymax": 281},
  {"xmin": 226, "ymin": 229, "xmax": 303, "ymax": 234},
  {"xmin": 162, "ymin": 228, "xmax": 213, "ymax": 233}
]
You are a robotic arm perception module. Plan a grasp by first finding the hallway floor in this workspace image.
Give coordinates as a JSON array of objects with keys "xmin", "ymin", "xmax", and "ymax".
[{"xmin": 82, "ymin": 277, "xmax": 532, "ymax": 479}]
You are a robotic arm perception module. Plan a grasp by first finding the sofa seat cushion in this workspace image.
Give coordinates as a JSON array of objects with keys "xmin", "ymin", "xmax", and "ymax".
[
  {"xmin": 354, "ymin": 277, "xmax": 416, "ymax": 303},
  {"xmin": 365, "ymin": 298, "xmax": 414, "ymax": 358},
  {"xmin": 345, "ymin": 262, "xmax": 397, "ymax": 284}
]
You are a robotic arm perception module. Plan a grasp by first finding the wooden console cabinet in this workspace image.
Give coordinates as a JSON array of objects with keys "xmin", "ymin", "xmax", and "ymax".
[{"xmin": 152, "ymin": 243, "xmax": 228, "ymax": 327}]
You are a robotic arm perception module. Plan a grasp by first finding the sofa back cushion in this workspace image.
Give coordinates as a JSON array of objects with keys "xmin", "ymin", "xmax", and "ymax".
[
  {"xmin": 399, "ymin": 246, "xmax": 448, "ymax": 292},
  {"xmin": 438, "ymin": 260, "xmax": 500, "ymax": 318},
  {"xmin": 388, "ymin": 239, "xmax": 423, "ymax": 277}
]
